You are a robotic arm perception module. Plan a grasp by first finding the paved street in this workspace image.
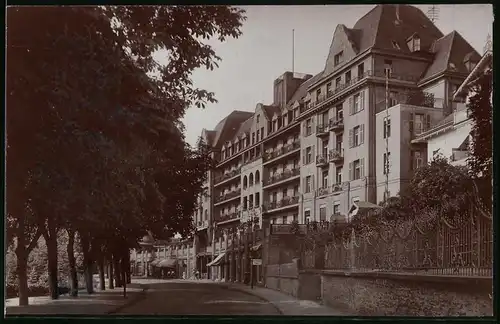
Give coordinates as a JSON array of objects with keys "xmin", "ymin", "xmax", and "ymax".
[{"xmin": 117, "ymin": 280, "xmax": 281, "ymax": 315}]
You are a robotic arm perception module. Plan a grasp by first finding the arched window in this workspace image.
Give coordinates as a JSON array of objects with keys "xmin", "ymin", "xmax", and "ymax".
[
  {"xmin": 255, "ymin": 170, "xmax": 260, "ymax": 183},
  {"xmin": 243, "ymin": 175, "xmax": 248, "ymax": 189},
  {"xmin": 249, "ymin": 173, "xmax": 254, "ymax": 186},
  {"xmin": 204, "ymin": 210, "xmax": 208, "ymax": 220}
]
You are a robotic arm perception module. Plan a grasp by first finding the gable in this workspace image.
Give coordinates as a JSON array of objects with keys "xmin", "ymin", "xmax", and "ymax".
[{"xmin": 323, "ymin": 25, "xmax": 358, "ymax": 76}]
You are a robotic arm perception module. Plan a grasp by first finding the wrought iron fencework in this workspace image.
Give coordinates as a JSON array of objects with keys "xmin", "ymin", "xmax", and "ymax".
[{"xmin": 292, "ymin": 211, "xmax": 492, "ymax": 276}]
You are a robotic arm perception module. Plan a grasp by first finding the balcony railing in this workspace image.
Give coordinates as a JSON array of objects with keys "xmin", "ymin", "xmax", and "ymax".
[
  {"xmin": 328, "ymin": 117, "xmax": 344, "ymax": 132},
  {"xmin": 214, "ymin": 188, "xmax": 241, "ymax": 204},
  {"xmin": 316, "ymin": 124, "xmax": 329, "ymax": 137},
  {"xmin": 328, "ymin": 149, "xmax": 344, "ymax": 163},
  {"xmin": 216, "ymin": 211, "xmax": 240, "ymax": 224},
  {"xmin": 262, "ymin": 168, "xmax": 300, "ymax": 187},
  {"xmin": 331, "ymin": 183, "xmax": 344, "ymax": 194},
  {"xmin": 214, "ymin": 168, "xmax": 241, "ymax": 185},
  {"xmin": 316, "ymin": 186, "xmax": 330, "ymax": 197},
  {"xmin": 263, "ymin": 141, "xmax": 300, "ymax": 162},
  {"xmin": 316, "ymin": 154, "xmax": 328, "ymax": 167},
  {"xmin": 262, "ymin": 196, "xmax": 300, "ymax": 212},
  {"xmin": 243, "ymin": 152, "xmax": 262, "ymax": 166}
]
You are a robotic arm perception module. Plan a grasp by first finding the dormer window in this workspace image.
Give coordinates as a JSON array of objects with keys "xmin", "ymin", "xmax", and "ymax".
[
  {"xmin": 334, "ymin": 51, "xmax": 344, "ymax": 66},
  {"xmin": 464, "ymin": 52, "xmax": 478, "ymax": 72},
  {"xmin": 407, "ymin": 34, "xmax": 421, "ymax": 52},
  {"xmin": 392, "ymin": 40, "xmax": 400, "ymax": 50},
  {"xmin": 256, "ymin": 114, "xmax": 260, "ymax": 123}
]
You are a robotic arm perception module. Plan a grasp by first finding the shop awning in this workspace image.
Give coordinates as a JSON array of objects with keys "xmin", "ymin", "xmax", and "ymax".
[
  {"xmin": 150, "ymin": 259, "xmax": 161, "ymax": 266},
  {"xmin": 157, "ymin": 259, "xmax": 178, "ymax": 268},
  {"xmin": 250, "ymin": 243, "xmax": 262, "ymax": 252},
  {"xmin": 207, "ymin": 253, "xmax": 225, "ymax": 267}
]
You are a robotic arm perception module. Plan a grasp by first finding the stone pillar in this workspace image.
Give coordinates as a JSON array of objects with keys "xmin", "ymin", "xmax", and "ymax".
[
  {"xmin": 235, "ymin": 231, "xmax": 241, "ymax": 282},
  {"xmin": 224, "ymin": 230, "xmax": 230, "ymax": 282}
]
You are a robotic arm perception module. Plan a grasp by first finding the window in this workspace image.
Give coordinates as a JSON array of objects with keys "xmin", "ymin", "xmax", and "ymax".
[
  {"xmin": 414, "ymin": 36, "xmax": 420, "ymax": 51},
  {"xmin": 261, "ymin": 127, "xmax": 265, "ymax": 140},
  {"xmin": 336, "ymin": 167, "xmax": 342, "ymax": 184},
  {"xmin": 335, "ymin": 77, "xmax": 341, "ymax": 89},
  {"xmin": 413, "ymin": 151, "xmax": 424, "ymax": 169},
  {"xmin": 351, "ymin": 93, "xmax": 364, "ymax": 114},
  {"xmin": 306, "ymin": 118, "xmax": 312, "ymax": 136},
  {"xmin": 383, "ymin": 152, "xmax": 391, "ymax": 174},
  {"xmin": 319, "ymin": 206, "xmax": 327, "ymax": 221},
  {"xmin": 243, "ymin": 196, "xmax": 248, "ymax": 209},
  {"xmin": 282, "ymin": 216, "xmax": 288, "ymax": 224},
  {"xmin": 243, "ymin": 176, "xmax": 248, "ymax": 189},
  {"xmin": 392, "ymin": 40, "xmax": 400, "ymax": 49},
  {"xmin": 294, "ymin": 185, "xmax": 299, "ymax": 196},
  {"xmin": 383, "ymin": 117, "xmax": 391, "ymax": 138},
  {"xmin": 304, "ymin": 209, "xmax": 311, "ymax": 223},
  {"xmin": 322, "ymin": 170, "xmax": 329, "ymax": 188},
  {"xmin": 415, "ymin": 113, "xmax": 425, "ymax": 134},
  {"xmin": 336, "ymin": 134, "xmax": 343, "ymax": 151},
  {"xmin": 272, "ymin": 191, "xmax": 278, "ymax": 202},
  {"xmin": 322, "ymin": 139, "xmax": 329, "ymax": 156},
  {"xmin": 255, "ymin": 170, "xmax": 260, "ymax": 183},
  {"xmin": 389, "ymin": 91, "xmax": 398, "ymax": 107},
  {"xmin": 256, "ymin": 114, "xmax": 260, "ymax": 123},
  {"xmin": 272, "ymin": 218, "xmax": 277, "ymax": 224},
  {"xmin": 255, "ymin": 192, "xmax": 260, "ymax": 206},
  {"xmin": 204, "ymin": 210, "xmax": 208, "ymax": 220},
  {"xmin": 358, "ymin": 63, "xmax": 364, "ymax": 78},
  {"xmin": 384, "ymin": 59, "xmax": 392, "ymax": 77},
  {"xmin": 246, "ymin": 137, "xmax": 250, "ymax": 147},
  {"xmin": 351, "ymin": 159, "xmax": 364, "ymax": 180},
  {"xmin": 316, "ymin": 88, "xmax": 322, "ymax": 99},
  {"xmin": 249, "ymin": 194, "xmax": 254, "ymax": 209},
  {"xmin": 334, "ymin": 51, "xmax": 343, "ymax": 66},
  {"xmin": 322, "ymin": 111, "xmax": 329, "ymax": 126},
  {"xmin": 326, "ymin": 82, "xmax": 332, "ymax": 94},
  {"xmin": 333, "ymin": 203, "xmax": 340, "ymax": 215},
  {"xmin": 350, "ymin": 124, "xmax": 365, "ymax": 147},
  {"xmin": 305, "ymin": 176, "xmax": 312, "ymax": 193},
  {"xmin": 252, "ymin": 132, "xmax": 255, "ymax": 145},
  {"xmin": 293, "ymin": 213, "xmax": 298, "ymax": 223},
  {"xmin": 306, "ymin": 146, "xmax": 313, "ymax": 164},
  {"xmin": 249, "ymin": 173, "xmax": 254, "ymax": 186},
  {"xmin": 345, "ymin": 71, "xmax": 351, "ymax": 84},
  {"xmin": 282, "ymin": 188, "xmax": 287, "ymax": 199},
  {"xmin": 256, "ymin": 130, "xmax": 260, "ymax": 142}
]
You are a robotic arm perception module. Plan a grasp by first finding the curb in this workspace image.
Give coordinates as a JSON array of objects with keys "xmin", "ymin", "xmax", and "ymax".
[
  {"xmin": 106, "ymin": 284, "xmax": 149, "ymax": 315},
  {"xmin": 222, "ymin": 284, "xmax": 284, "ymax": 315}
]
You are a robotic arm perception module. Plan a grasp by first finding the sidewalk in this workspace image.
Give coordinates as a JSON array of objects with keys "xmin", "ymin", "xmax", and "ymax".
[
  {"xmin": 177, "ymin": 279, "xmax": 350, "ymax": 316},
  {"xmin": 5, "ymin": 283, "xmax": 146, "ymax": 316}
]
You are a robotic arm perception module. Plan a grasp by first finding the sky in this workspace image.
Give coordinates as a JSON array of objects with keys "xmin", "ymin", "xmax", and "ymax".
[{"xmin": 178, "ymin": 4, "xmax": 493, "ymax": 147}]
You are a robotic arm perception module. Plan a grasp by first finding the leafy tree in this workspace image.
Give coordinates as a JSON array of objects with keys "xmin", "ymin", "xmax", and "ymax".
[
  {"xmin": 466, "ymin": 62, "xmax": 492, "ymax": 210},
  {"xmin": 6, "ymin": 5, "xmax": 245, "ymax": 304}
]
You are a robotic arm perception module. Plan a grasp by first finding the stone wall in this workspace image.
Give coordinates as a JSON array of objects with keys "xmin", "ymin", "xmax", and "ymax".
[{"xmin": 319, "ymin": 271, "xmax": 493, "ymax": 316}]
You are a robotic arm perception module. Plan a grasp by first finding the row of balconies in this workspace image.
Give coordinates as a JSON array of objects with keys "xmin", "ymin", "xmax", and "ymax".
[
  {"xmin": 263, "ymin": 141, "xmax": 301, "ymax": 163},
  {"xmin": 216, "ymin": 211, "xmax": 241, "ymax": 224},
  {"xmin": 316, "ymin": 149, "xmax": 344, "ymax": 167},
  {"xmin": 262, "ymin": 168, "xmax": 300, "ymax": 187},
  {"xmin": 214, "ymin": 167, "xmax": 242, "ymax": 185},
  {"xmin": 243, "ymin": 151, "xmax": 262, "ymax": 166},
  {"xmin": 315, "ymin": 182, "xmax": 347, "ymax": 197},
  {"xmin": 317, "ymin": 117, "xmax": 344, "ymax": 136},
  {"xmin": 262, "ymin": 196, "xmax": 300, "ymax": 213},
  {"xmin": 214, "ymin": 188, "xmax": 242, "ymax": 204}
]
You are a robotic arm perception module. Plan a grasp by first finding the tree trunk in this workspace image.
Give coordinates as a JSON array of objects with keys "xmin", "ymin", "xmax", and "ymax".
[
  {"xmin": 45, "ymin": 231, "xmax": 59, "ymax": 300},
  {"xmin": 15, "ymin": 248, "xmax": 29, "ymax": 306},
  {"xmin": 98, "ymin": 255, "xmax": 105, "ymax": 291},
  {"xmin": 80, "ymin": 234, "xmax": 94, "ymax": 294},
  {"xmin": 67, "ymin": 229, "xmax": 78, "ymax": 297},
  {"xmin": 108, "ymin": 257, "xmax": 115, "ymax": 289},
  {"xmin": 126, "ymin": 252, "xmax": 131, "ymax": 284},
  {"xmin": 114, "ymin": 256, "xmax": 122, "ymax": 287}
]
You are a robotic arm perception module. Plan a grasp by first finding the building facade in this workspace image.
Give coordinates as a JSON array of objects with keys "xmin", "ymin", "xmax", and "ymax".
[{"xmin": 191, "ymin": 4, "xmax": 482, "ymax": 279}]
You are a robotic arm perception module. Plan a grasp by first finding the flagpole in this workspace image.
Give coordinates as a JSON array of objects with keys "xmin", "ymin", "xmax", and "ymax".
[{"xmin": 292, "ymin": 29, "xmax": 295, "ymax": 74}]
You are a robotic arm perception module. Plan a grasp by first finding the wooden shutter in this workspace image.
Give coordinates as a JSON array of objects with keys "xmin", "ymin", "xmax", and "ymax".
[
  {"xmin": 302, "ymin": 149, "xmax": 306, "ymax": 165},
  {"xmin": 360, "ymin": 158, "xmax": 365, "ymax": 178},
  {"xmin": 360, "ymin": 91, "xmax": 365, "ymax": 111},
  {"xmin": 311, "ymin": 146, "xmax": 315, "ymax": 162},
  {"xmin": 350, "ymin": 97, "xmax": 355, "ymax": 115},
  {"xmin": 349, "ymin": 162, "xmax": 353, "ymax": 181},
  {"xmin": 311, "ymin": 175, "xmax": 315, "ymax": 190},
  {"xmin": 426, "ymin": 114, "xmax": 431, "ymax": 131},
  {"xmin": 311, "ymin": 117, "xmax": 315, "ymax": 134},
  {"xmin": 349, "ymin": 129, "xmax": 353, "ymax": 148},
  {"xmin": 360, "ymin": 124, "xmax": 365, "ymax": 144}
]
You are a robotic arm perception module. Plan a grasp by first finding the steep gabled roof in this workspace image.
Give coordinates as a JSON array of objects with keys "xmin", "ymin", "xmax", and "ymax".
[
  {"xmin": 235, "ymin": 116, "xmax": 254, "ymax": 137},
  {"xmin": 289, "ymin": 72, "xmax": 323, "ymax": 103},
  {"xmin": 262, "ymin": 105, "xmax": 281, "ymax": 121},
  {"xmin": 421, "ymin": 31, "xmax": 481, "ymax": 81},
  {"xmin": 211, "ymin": 110, "xmax": 254, "ymax": 148}
]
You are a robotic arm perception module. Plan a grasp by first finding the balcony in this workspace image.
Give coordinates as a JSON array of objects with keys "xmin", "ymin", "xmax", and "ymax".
[
  {"xmin": 328, "ymin": 149, "xmax": 344, "ymax": 164},
  {"xmin": 316, "ymin": 124, "xmax": 329, "ymax": 137},
  {"xmin": 243, "ymin": 152, "xmax": 262, "ymax": 166},
  {"xmin": 214, "ymin": 168, "xmax": 241, "ymax": 186},
  {"xmin": 316, "ymin": 154, "xmax": 328, "ymax": 167},
  {"xmin": 316, "ymin": 186, "xmax": 330, "ymax": 197},
  {"xmin": 331, "ymin": 183, "xmax": 344, "ymax": 194},
  {"xmin": 214, "ymin": 188, "xmax": 241, "ymax": 205},
  {"xmin": 262, "ymin": 196, "xmax": 300, "ymax": 213},
  {"xmin": 216, "ymin": 211, "xmax": 241, "ymax": 225},
  {"xmin": 328, "ymin": 117, "xmax": 344, "ymax": 132},
  {"xmin": 262, "ymin": 168, "xmax": 300, "ymax": 188},
  {"xmin": 263, "ymin": 141, "xmax": 300, "ymax": 164}
]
